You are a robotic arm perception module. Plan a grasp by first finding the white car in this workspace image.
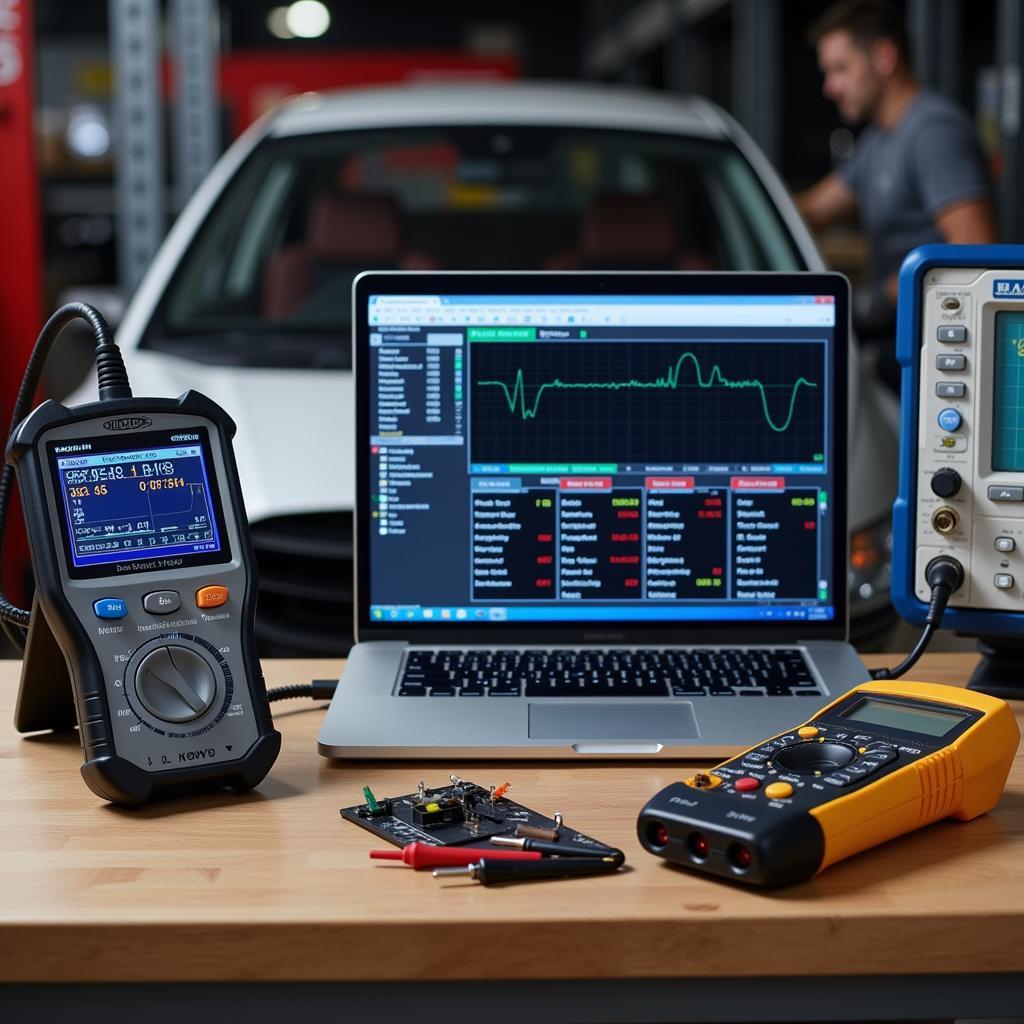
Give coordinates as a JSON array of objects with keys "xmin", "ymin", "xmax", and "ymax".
[{"xmin": 69, "ymin": 82, "xmax": 898, "ymax": 654}]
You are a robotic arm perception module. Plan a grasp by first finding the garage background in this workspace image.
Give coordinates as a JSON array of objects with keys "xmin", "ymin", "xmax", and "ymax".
[{"xmin": 1, "ymin": 0, "xmax": 1018, "ymax": 656}]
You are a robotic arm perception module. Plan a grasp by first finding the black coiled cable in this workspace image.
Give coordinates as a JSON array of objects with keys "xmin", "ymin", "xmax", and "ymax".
[{"xmin": 0, "ymin": 303, "xmax": 130, "ymax": 652}]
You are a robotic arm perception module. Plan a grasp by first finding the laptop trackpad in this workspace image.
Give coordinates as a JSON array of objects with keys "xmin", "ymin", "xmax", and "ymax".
[{"xmin": 528, "ymin": 702, "xmax": 698, "ymax": 740}]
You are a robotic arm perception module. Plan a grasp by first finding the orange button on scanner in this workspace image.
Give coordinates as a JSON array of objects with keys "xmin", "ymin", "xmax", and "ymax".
[
  {"xmin": 764, "ymin": 782, "xmax": 794, "ymax": 800},
  {"xmin": 798, "ymin": 726, "xmax": 820, "ymax": 739},
  {"xmin": 196, "ymin": 585, "xmax": 229, "ymax": 609}
]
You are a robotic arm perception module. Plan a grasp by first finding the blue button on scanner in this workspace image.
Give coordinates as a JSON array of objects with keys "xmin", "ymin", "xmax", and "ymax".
[
  {"xmin": 93, "ymin": 598, "xmax": 127, "ymax": 620},
  {"xmin": 937, "ymin": 407, "xmax": 962, "ymax": 432}
]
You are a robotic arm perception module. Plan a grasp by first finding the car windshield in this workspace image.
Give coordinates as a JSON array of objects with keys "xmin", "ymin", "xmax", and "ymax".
[{"xmin": 146, "ymin": 124, "xmax": 805, "ymax": 368}]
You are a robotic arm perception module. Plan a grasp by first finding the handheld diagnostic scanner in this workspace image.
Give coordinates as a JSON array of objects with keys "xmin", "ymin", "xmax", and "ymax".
[
  {"xmin": 637, "ymin": 680, "xmax": 1018, "ymax": 887},
  {"xmin": 1, "ymin": 306, "xmax": 279, "ymax": 806},
  {"xmin": 893, "ymin": 244, "xmax": 1024, "ymax": 695}
]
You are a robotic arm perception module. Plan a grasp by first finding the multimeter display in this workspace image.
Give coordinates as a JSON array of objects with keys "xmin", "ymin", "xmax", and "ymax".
[
  {"xmin": 841, "ymin": 696, "xmax": 968, "ymax": 737},
  {"xmin": 49, "ymin": 428, "xmax": 230, "ymax": 576}
]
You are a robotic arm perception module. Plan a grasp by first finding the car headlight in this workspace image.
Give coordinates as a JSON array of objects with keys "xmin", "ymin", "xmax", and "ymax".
[{"xmin": 849, "ymin": 515, "xmax": 892, "ymax": 611}]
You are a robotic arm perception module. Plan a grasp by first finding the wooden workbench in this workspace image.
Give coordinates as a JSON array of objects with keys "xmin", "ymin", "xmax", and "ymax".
[{"xmin": 2, "ymin": 654, "xmax": 1022, "ymax": 1022}]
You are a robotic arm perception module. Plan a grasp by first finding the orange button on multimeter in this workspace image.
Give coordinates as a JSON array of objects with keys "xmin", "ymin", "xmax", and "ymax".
[
  {"xmin": 196, "ymin": 585, "xmax": 229, "ymax": 609},
  {"xmin": 638, "ymin": 680, "xmax": 1020, "ymax": 887}
]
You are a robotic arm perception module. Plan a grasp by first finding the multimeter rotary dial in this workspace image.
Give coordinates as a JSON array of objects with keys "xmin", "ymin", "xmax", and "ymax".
[
  {"xmin": 123, "ymin": 633, "xmax": 232, "ymax": 735},
  {"xmin": 135, "ymin": 646, "xmax": 217, "ymax": 723},
  {"xmin": 772, "ymin": 740, "xmax": 857, "ymax": 775}
]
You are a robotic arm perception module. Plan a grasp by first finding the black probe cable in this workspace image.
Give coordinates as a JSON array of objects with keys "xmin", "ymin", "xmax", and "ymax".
[
  {"xmin": 265, "ymin": 679, "xmax": 338, "ymax": 703},
  {"xmin": 0, "ymin": 303, "xmax": 131, "ymax": 652},
  {"xmin": 870, "ymin": 556, "xmax": 964, "ymax": 680}
]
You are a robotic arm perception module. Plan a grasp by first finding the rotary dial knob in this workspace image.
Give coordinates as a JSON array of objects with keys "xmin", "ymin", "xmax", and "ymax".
[
  {"xmin": 930, "ymin": 468, "xmax": 962, "ymax": 498},
  {"xmin": 772, "ymin": 740, "xmax": 856, "ymax": 775},
  {"xmin": 134, "ymin": 645, "xmax": 218, "ymax": 723}
]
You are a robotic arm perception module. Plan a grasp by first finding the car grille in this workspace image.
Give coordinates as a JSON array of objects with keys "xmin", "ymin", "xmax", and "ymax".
[{"xmin": 249, "ymin": 512, "xmax": 353, "ymax": 657}]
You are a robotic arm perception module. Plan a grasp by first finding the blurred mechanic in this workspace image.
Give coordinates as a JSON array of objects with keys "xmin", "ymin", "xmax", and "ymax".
[{"xmin": 797, "ymin": 0, "xmax": 996, "ymax": 343}]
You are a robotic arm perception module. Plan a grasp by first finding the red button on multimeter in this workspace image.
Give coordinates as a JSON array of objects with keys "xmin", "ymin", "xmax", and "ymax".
[{"xmin": 734, "ymin": 777, "xmax": 760, "ymax": 792}]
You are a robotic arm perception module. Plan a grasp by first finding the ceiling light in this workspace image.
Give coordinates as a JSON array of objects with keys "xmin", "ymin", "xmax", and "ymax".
[
  {"xmin": 266, "ymin": 6, "xmax": 294, "ymax": 39},
  {"xmin": 285, "ymin": 1, "xmax": 330, "ymax": 39},
  {"xmin": 66, "ymin": 104, "xmax": 110, "ymax": 159}
]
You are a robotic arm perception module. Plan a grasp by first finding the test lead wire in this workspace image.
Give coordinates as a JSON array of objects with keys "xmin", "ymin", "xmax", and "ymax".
[
  {"xmin": 433, "ymin": 856, "xmax": 622, "ymax": 885},
  {"xmin": 491, "ymin": 836, "xmax": 623, "ymax": 861}
]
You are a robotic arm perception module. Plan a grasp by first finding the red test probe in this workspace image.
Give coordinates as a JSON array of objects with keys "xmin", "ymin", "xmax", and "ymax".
[{"xmin": 370, "ymin": 842, "xmax": 542, "ymax": 869}]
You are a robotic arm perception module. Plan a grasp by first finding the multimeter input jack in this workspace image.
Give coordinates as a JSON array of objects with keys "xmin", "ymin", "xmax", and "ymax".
[
  {"xmin": 931, "ymin": 506, "xmax": 959, "ymax": 535},
  {"xmin": 686, "ymin": 831, "xmax": 711, "ymax": 861},
  {"xmin": 645, "ymin": 820, "xmax": 670, "ymax": 848},
  {"xmin": 728, "ymin": 843, "xmax": 753, "ymax": 872}
]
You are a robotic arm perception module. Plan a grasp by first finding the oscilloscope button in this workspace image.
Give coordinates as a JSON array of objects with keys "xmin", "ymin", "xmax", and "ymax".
[
  {"xmin": 988, "ymin": 486, "xmax": 1024, "ymax": 502},
  {"xmin": 935, "ymin": 354, "xmax": 966, "ymax": 370},
  {"xmin": 937, "ymin": 408, "xmax": 962, "ymax": 432},
  {"xmin": 937, "ymin": 325, "xmax": 967, "ymax": 343},
  {"xmin": 930, "ymin": 468, "xmax": 962, "ymax": 498},
  {"xmin": 996, "ymin": 537, "xmax": 1016, "ymax": 553}
]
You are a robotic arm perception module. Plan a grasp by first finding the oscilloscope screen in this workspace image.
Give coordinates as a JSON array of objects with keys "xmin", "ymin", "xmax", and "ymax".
[{"xmin": 469, "ymin": 338, "xmax": 826, "ymax": 467}]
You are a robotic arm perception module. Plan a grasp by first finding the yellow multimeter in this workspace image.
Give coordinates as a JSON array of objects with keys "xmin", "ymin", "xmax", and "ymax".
[{"xmin": 637, "ymin": 681, "xmax": 1019, "ymax": 886}]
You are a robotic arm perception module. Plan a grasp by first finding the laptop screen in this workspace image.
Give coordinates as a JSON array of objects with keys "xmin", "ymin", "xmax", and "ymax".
[{"xmin": 358, "ymin": 278, "xmax": 845, "ymax": 633}]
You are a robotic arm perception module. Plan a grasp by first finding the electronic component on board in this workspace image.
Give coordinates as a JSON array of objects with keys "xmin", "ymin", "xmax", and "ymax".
[
  {"xmin": 412, "ymin": 794, "xmax": 464, "ymax": 827},
  {"xmin": 360, "ymin": 785, "xmax": 391, "ymax": 818}
]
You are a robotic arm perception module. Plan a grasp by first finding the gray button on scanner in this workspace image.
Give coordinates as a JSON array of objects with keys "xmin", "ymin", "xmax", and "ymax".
[
  {"xmin": 936, "ymin": 354, "xmax": 966, "ymax": 370},
  {"xmin": 995, "ymin": 574, "xmax": 1015, "ymax": 590},
  {"xmin": 937, "ymin": 325, "xmax": 967, "ymax": 343},
  {"xmin": 936, "ymin": 382, "xmax": 966, "ymax": 398},
  {"xmin": 996, "ymin": 537, "xmax": 1016, "ymax": 553},
  {"xmin": 989, "ymin": 486, "xmax": 1024, "ymax": 502},
  {"xmin": 143, "ymin": 590, "xmax": 181, "ymax": 615}
]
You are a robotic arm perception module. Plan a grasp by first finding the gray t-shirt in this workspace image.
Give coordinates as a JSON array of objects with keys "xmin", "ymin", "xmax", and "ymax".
[{"xmin": 838, "ymin": 91, "xmax": 991, "ymax": 287}]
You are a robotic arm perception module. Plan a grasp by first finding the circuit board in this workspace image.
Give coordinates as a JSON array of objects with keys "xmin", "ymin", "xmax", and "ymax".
[{"xmin": 340, "ymin": 776, "xmax": 614, "ymax": 852}]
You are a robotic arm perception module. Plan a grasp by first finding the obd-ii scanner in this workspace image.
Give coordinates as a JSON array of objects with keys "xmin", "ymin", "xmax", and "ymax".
[
  {"xmin": 0, "ymin": 304, "xmax": 280, "ymax": 806},
  {"xmin": 637, "ymin": 680, "xmax": 1018, "ymax": 886}
]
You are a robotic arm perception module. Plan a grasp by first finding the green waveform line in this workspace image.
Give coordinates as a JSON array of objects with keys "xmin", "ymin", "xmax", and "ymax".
[{"xmin": 476, "ymin": 352, "xmax": 818, "ymax": 433}]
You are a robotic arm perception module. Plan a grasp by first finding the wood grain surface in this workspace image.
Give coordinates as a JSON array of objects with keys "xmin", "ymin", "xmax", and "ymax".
[{"xmin": 1, "ymin": 654, "xmax": 1022, "ymax": 983}]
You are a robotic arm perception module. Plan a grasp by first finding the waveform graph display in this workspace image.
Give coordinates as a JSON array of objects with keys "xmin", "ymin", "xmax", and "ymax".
[
  {"xmin": 992, "ymin": 311, "xmax": 1024, "ymax": 471},
  {"xmin": 469, "ymin": 339, "xmax": 827, "ymax": 465}
]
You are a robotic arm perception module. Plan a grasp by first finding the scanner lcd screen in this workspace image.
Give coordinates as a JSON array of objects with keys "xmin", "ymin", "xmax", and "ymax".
[
  {"xmin": 842, "ymin": 697, "xmax": 968, "ymax": 737},
  {"xmin": 50, "ymin": 428, "xmax": 229, "ymax": 576}
]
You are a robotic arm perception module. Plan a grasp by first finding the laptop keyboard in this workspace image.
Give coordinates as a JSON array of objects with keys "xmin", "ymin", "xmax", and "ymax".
[{"xmin": 396, "ymin": 648, "xmax": 823, "ymax": 698}]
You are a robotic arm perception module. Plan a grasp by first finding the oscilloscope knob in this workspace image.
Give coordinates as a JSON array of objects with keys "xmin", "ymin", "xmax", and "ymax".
[
  {"xmin": 930, "ymin": 468, "xmax": 962, "ymax": 499},
  {"xmin": 134, "ymin": 645, "xmax": 218, "ymax": 723}
]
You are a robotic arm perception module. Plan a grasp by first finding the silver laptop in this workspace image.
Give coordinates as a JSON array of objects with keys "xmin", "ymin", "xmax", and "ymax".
[{"xmin": 318, "ymin": 271, "xmax": 869, "ymax": 759}]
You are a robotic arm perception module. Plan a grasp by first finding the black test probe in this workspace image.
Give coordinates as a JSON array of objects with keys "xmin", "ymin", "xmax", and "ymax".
[{"xmin": 433, "ymin": 854, "xmax": 623, "ymax": 885}]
